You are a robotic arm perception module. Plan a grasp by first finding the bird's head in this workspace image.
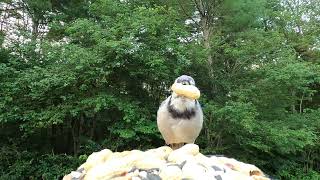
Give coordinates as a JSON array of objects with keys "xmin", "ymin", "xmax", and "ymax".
[
  {"xmin": 171, "ymin": 75, "xmax": 197, "ymax": 100},
  {"xmin": 174, "ymin": 75, "xmax": 196, "ymax": 86},
  {"xmin": 170, "ymin": 75, "xmax": 198, "ymax": 111}
]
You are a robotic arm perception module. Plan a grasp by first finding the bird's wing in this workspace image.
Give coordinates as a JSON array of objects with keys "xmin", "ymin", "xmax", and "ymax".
[{"xmin": 157, "ymin": 97, "xmax": 176, "ymax": 144}]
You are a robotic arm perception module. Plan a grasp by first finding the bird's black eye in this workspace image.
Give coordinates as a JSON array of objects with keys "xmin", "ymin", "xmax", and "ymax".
[{"xmin": 182, "ymin": 81, "xmax": 191, "ymax": 85}]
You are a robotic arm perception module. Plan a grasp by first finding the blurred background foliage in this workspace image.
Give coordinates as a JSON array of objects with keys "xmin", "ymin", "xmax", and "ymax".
[{"xmin": 0, "ymin": 0, "xmax": 319, "ymax": 179}]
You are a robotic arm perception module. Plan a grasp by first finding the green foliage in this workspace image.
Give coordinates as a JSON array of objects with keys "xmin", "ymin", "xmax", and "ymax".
[{"xmin": 0, "ymin": 146, "xmax": 82, "ymax": 180}]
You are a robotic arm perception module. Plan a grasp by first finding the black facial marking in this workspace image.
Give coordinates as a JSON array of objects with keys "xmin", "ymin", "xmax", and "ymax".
[
  {"xmin": 167, "ymin": 96, "xmax": 197, "ymax": 119},
  {"xmin": 175, "ymin": 75, "xmax": 195, "ymax": 86},
  {"xmin": 176, "ymin": 79, "xmax": 191, "ymax": 85},
  {"xmin": 176, "ymin": 78, "xmax": 183, "ymax": 83}
]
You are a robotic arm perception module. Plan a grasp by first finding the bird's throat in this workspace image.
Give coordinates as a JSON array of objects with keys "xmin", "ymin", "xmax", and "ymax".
[{"xmin": 167, "ymin": 96, "xmax": 197, "ymax": 119}]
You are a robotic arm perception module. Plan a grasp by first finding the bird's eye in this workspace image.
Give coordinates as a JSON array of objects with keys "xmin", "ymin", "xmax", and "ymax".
[{"xmin": 182, "ymin": 82, "xmax": 187, "ymax": 85}]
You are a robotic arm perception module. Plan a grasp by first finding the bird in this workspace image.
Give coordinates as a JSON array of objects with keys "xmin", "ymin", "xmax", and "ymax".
[{"xmin": 157, "ymin": 75, "xmax": 203, "ymax": 149}]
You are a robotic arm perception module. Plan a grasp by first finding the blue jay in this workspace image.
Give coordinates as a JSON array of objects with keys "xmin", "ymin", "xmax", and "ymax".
[{"xmin": 157, "ymin": 75, "xmax": 203, "ymax": 149}]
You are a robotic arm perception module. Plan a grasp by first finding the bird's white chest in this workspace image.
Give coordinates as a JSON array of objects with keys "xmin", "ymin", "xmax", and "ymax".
[{"xmin": 157, "ymin": 96, "xmax": 203, "ymax": 144}]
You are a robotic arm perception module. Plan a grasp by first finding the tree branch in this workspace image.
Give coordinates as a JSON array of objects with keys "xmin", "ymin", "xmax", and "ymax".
[
  {"xmin": 177, "ymin": 0, "xmax": 200, "ymax": 27},
  {"xmin": 193, "ymin": 0, "xmax": 206, "ymax": 17}
]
